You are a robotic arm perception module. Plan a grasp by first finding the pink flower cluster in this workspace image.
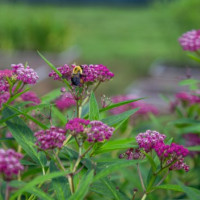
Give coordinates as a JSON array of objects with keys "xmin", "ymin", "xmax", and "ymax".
[
  {"xmin": 49, "ymin": 64, "xmax": 72, "ymax": 81},
  {"xmin": 34, "ymin": 126, "xmax": 66, "ymax": 150},
  {"xmin": 136, "ymin": 130, "xmax": 166, "ymax": 152},
  {"xmin": 49, "ymin": 64, "xmax": 114, "ymax": 84},
  {"xmin": 0, "ymin": 149, "xmax": 24, "ymax": 178},
  {"xmin": 55, "ymin": 92, "xmax": 76, "ymax": 111},
  {"xmin": 119, "ymin": 148, "xmax": 144, "ymax": 160},
  {"xmin": 0, "ymin": 92, "xmax": 10, "ymax": 109},
  {"xmin": 154, "ymin": 143, "xmax": 189, "ymax": 172},
  {"xmin": 66, "ymin": 118, "xmax": 90, "ymax": 136},
  {"xmin": 21, "ymin": 91, "xmax": 41, "ymax": 106},
  {"xmin": 11, "ymin": 63, "xmax": 39, "ymax": 84},
  {"xmin": 0, "ymin": 69, "xmax": 13, "ymax": 79},
  {"xmin": 66, "ymin": 118, "xmax": 114, "ymax": 142},
  {"xmin": 77, "ymin": 64, "xmax": 114, "ymax": 83},
  {"xmin": 87, "ymin": 121, "xmax": 114, "ymax": 143},
  {"xmin": 178, "ymin": 29, "xmax": 200, "ymax": 51},
  {"xmin": 170, "ymin": 91, "xmax": 200, "ymax": 112},
  {"xmin": 111, "ymin": 95, "xmax": 158, "ymax": 116},
  {"xmin": 176, "ymin": 91, "xmax": 200, "ymax": 104}
]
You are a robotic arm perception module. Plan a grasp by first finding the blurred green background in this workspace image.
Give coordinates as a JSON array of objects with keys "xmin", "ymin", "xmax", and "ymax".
[{"xmin": 0, "ymin": 0, "xmax": 199, "ymax": 94}]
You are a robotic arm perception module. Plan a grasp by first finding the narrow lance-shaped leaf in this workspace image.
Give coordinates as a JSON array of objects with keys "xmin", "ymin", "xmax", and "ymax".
[
  {"xmin": 68, "ymin": 170, "xmax": 94, "ymax": 200},
  {"xmin": 38, "ymin": 51, "xmax": 72, "ymax": 90},
  {"xmin": 101, "ymin": 108, "xmax": 139, "ymax": 127},
  {"xmin": 10, "ymin": 171, "xmax": 69, "ymax": 200},
  {"xmin": 2, "ymin": 108, "xmax": 42, "ymax": 165},
  {"xmin": 89, "ymin": 91, "xmax": 99, "ymax": 120}
]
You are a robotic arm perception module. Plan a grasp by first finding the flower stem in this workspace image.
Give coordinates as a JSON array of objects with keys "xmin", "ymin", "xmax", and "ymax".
[
  {"xmin": 141, "ymin": 193, "xmax": 147, "ymax": 200},
  {"xmin": 136, "ymin": 163, "xmax": 146, "ymax": 192},
  {"xmin": 155, "ymin": 170, "xmax": 169, "ymax": 187},
  {"xmin": 5, "ymin": 182, "xmax": 10, "ymax": 200}
]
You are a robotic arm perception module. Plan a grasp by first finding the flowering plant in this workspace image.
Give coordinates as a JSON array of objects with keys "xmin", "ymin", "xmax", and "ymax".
[{"xmin": 0, "ymin": 37, "xmax": 199, "ymax": 200}]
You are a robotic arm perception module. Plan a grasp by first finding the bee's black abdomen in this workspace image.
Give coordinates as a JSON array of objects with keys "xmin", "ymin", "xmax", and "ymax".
[{"xmin": 71, "ymin": 76, "xmax": 81, "ymax": 86}]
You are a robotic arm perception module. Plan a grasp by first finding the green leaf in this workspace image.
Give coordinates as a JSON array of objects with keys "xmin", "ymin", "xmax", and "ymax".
[
  {"xmin": 6, "ymin": 105, "xmax": 48, "ymax": 129},
  {"xmin": 187, "ymin": 145, "xmax": 200, "ymax": 151},
  {"xmin": 41, "ymin": 88, "xmax": 61, "ymax": 103},
  {"xmin": 94, "ymin": 160, "xmax": 143, "ymax": 182},
  {"xmin": 10, "ymin": 171, "xmax": 69, "ymax": 200},
  {"xmin": 68, "ymin": 170, "xmax": 94, "ymax": 200},
  {"xmin": 2, "ymin": 108, "xmax": 42, "ymax": 164},
  {"xmin": 100, "ymin": 98, "xmax": 144, "ymax": 113},
  {"xmin": 6, "ymin": 88, "xmax": 30, "ymax": 105},
  {"xmin": 50, "ymin": 162, "xmax": 70, "ymax": 200},
  {"xmin": 153, "ymin": 184, "xmax": 183, "ymax": 192},
  {"xmin": 89, "ymin": 92, "xmax": 99, "ymax": 120},
  {"xmin": 101, "ymin": 108, "xmax": 139, "ymax": 127},
  {"xmin": 38, "ymin": 51, "xmax": 71, "ymax": 90},
  {"xmin": 93, "ymin": 137, "xmax": 137, "ymax": 155},
  {"xmin": 179, "ymin": 79, "xmax": 200, "ymax": 86},
  {"xmin": 188, "ymin": 53, "xmax": 200, "ymax": 63},
  {"xmin": 52, "ymin": 106, "xmax": 67, "ymax": 125},
  {"xmin": 142, "ymin": 151, "xmax": 156, "ymax": 172},
  {"xmin": 27, "ymin": 187, "xmax": 54, "ymax": 200},
  {"xmin": 101, "ymin": 178, "xmax": 121, "ymax": 200},
  {"xmin": 177, "ymin": 180, "xmax": 200, "ymax": 200},
  {"xmin": 83, "ymin": 98, "xmax": 143, "ymax": 118}
]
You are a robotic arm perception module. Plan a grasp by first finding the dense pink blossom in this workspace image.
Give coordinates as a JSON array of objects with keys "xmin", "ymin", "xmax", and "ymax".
[
  {"xmin": 111, "ymin": 95, "xmax": 158, "ymax": 116},
  {"xmin": 49, "ymin": 64, "xmax": 114, "ymax": 84},
  {"xmin": 49, "ymin": 64, "xmax": 72, "ymax": 81},
  {"xmin": 0, "ymin": 69, "xmax": 13, "ymax": 78},
  {"xmin": 175, "ymin": 91, "xmax": 200, "ymax": 104},
  {"xmin": 87, "ymin": 121, "xmax": 114, "ymax": 143},
  {"xmin": 74, "ymin": 64, "xmax": 114, "ymax": 83},
  {"xmin": 178, "ymin": 29, "xmax": 200, "ymax": 51},
  {"xmin": 35, "ymin": 126, "xmax": 66, "ymax": 150},
  {"xmin": 66, "ymin": 118, "xmax": 114, "ymax": 142},
  {"xmin": 55, "ymin": 92, "xmax": 76, "ymax": 111},
  {"xmin": 0, "ymin": 149, "xmax": 24, "ymax": 178},
  {"xmin": 154, "ymin": 142, "xmax": 189, "ymax": 172},
  {"xmin": 66, "ymin": 118, "xmax": 90, "ymax": 136},
  {"xmin": 21, "ymin": 91, "xmax": 41, "ymax": 106},
  {"xmin": 0, "ymin": 92, "xmax": 10, "ymax": 109},
  {"xmin": 136, "ymin": 130, "xmax": 166, "ymax": 152},
  {"xmin": 11, "ymin": 63, "xmax": 39, "ymax": 84}
]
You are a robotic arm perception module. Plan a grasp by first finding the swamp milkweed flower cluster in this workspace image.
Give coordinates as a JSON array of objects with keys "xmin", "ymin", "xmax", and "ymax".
[
  {"xmin": 49, "ymin": 64, "xmax": 114, "ymax": 84},
  {"xmin": 34, "ymin": 126, "xmax": 66, "ymax": 150},
  {"xmin": 178, "ymin": 29, "xmax": 200, "ymax": 52},
  {"xmin": 65, "ymin": 118, "xmax": 115, "ymax": 143},
  {"xmin": 0, "ymin": 64, "xmax": 39, "ymax": 109},
  {"xmin": 0, "ymin": 149, "xmax": 24, "ymax": 179},
  {"xmin": 120, "ymin": 130, "xmax": 189, "ymax": 172}
]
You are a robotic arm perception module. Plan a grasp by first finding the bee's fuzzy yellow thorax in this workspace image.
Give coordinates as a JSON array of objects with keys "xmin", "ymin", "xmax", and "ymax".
[{"xmin": 72, "ymin": 66, "xmax": 83, "ymax": 74}]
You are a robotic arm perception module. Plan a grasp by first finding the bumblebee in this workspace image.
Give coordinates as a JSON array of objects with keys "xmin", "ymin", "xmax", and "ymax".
[{"xmin": 71, "ymin": 65, "xmax": 84, "ymax": 86}]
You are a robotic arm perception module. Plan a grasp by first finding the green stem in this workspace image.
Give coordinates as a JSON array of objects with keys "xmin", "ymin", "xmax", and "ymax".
[
  {"xmin": 141, "ymin": 193, "xmax": 147, "ymax": 200},
  {"xmin": 137, "ymin": 163, "xmax": 146, "ymax": 192}
]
